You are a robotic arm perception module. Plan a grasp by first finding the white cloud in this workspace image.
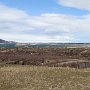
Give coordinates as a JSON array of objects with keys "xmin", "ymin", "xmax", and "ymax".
[
  {"xmin": 58, "ymin": 0, "xmax": 90, "ymax": 10},
  {"xmin": 0, "ymin": 33, "xmax": 75, "ymax": 43},
  {"xmin": 0, "ymin": 3, "xmax": 28, "ymax": 20},
  {"xmin": 0, "ymin": 3, "xmax": 90, "ymax": 42}
]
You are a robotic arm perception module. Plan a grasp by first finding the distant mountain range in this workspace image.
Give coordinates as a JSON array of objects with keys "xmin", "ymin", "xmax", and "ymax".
[
  {"xmin": 0, "ymin": 39, "xmax": 16, "ymax": 44},
  {"xmin": 0, "ymin": 39, "xmax": 90, "ymax": 48},
  {"xmin": 0, "ymin": 39, "xmax": 90, "ymax": 45}
]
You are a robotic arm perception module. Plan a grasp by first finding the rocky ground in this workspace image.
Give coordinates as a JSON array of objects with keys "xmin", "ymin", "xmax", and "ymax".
[{"xmin": 0, "ymin": 47, "xmax": 90, "ymax": 68}]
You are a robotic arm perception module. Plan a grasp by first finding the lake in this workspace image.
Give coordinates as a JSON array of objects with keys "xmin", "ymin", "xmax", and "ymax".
[{"xmin": 0, "ymin": 43, "xmax": 90, "ymax": 48}]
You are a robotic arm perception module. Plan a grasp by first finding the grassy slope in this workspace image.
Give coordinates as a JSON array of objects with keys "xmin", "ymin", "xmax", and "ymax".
[{"xmin": 0, "ymin": 65, "xmax": 90, "ymax": 90}]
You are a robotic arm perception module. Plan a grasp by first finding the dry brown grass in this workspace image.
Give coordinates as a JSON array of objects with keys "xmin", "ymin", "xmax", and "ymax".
[{"xmin": 0, "ymin": 65, "xmax": 90, "ymax": 90}]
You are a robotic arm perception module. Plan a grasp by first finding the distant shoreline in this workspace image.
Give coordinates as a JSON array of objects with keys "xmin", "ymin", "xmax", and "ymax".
[{"xmin": 0, "ymin": 43, "xmax": 90, "ymax": 48}]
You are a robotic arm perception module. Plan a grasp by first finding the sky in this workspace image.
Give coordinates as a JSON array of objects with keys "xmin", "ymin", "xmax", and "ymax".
[{"xmin": 0, "ymin": 0, "xmax": 90, "ymax": 43}]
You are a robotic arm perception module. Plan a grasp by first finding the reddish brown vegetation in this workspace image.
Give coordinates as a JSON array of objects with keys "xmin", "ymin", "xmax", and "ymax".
[{"xmin": 0, "ymin": 47, "xmax": 90, "ymax": 68}]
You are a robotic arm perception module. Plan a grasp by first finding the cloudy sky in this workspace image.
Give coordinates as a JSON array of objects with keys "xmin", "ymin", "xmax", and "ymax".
[{"xmin": 0, "ymin": 0, "xmax": 90, "ymax": 43}]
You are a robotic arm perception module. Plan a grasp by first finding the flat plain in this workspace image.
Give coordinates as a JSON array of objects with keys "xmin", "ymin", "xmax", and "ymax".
[{"xmin": 0, "ymin": 65, "xmax": 90, "ymax": 90}]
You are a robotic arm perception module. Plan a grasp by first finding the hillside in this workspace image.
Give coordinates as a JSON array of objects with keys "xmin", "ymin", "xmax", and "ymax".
[
  {"xmin": 0, "ymin": 39, "xmax": 16, "ymax": 44},
  {"xmin": 0, "ymin": 39, "xmax": 8, "ymax": 43}
]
